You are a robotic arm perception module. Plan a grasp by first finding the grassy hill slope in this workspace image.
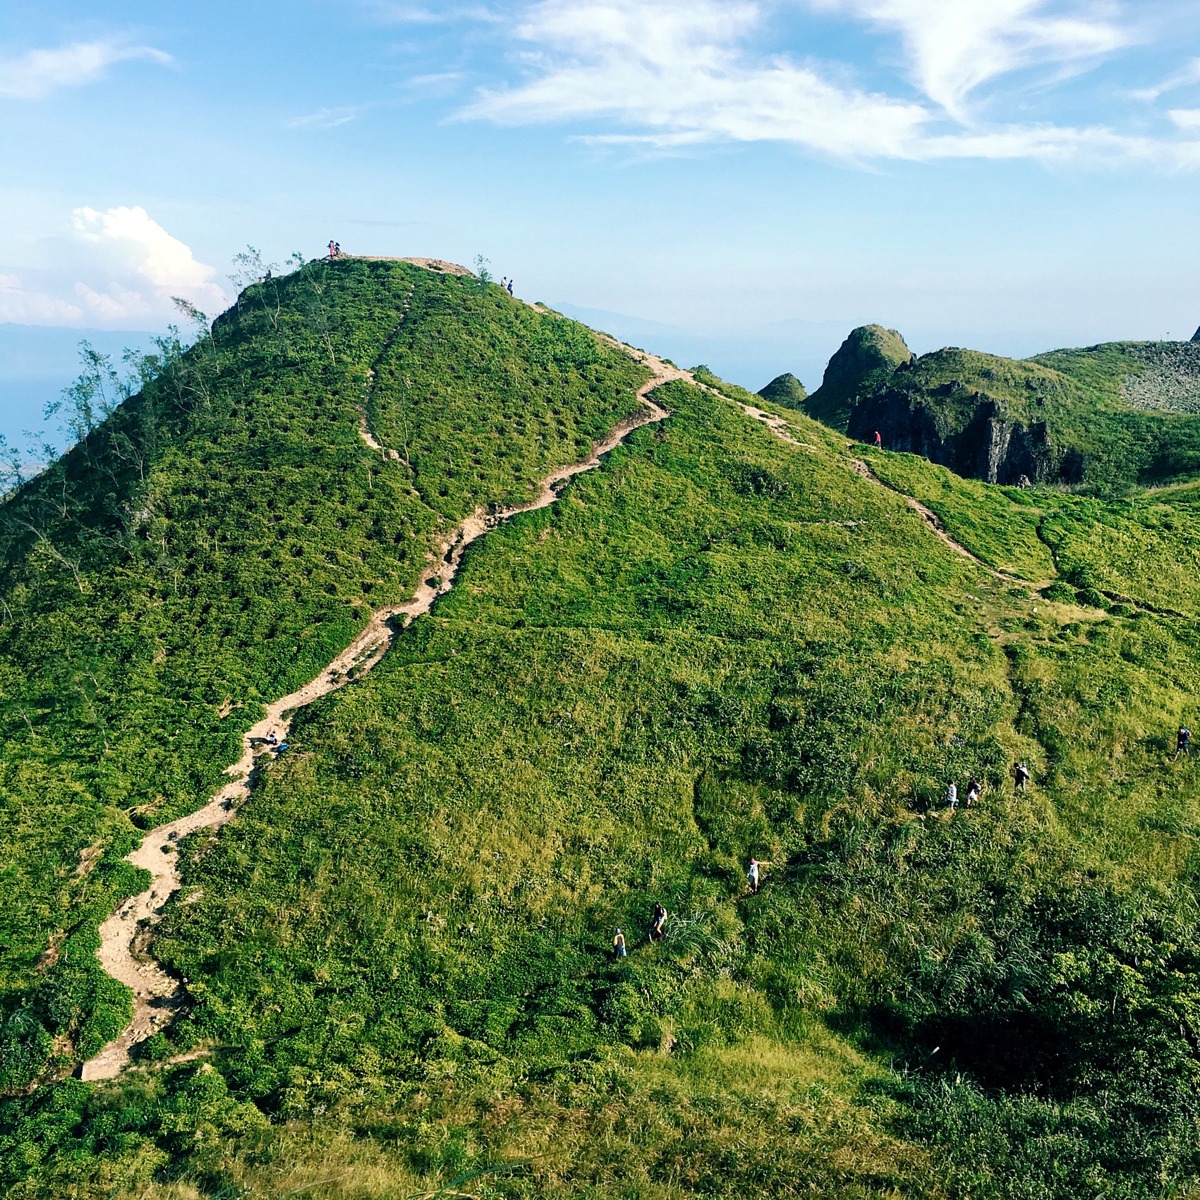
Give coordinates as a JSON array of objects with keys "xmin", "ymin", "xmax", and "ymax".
[
  {"xmin": 3, "ymin": 273, "xmax": 1200, "ymax": 1199},
  {"xmin": 0, "ymin": 257, "xmax": 647, "ymax": 1094}
]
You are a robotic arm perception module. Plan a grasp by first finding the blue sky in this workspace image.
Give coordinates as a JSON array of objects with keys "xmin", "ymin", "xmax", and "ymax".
[{"xmin": 2, "ymin": 0, "xmax": 1200, "ymax": 428}]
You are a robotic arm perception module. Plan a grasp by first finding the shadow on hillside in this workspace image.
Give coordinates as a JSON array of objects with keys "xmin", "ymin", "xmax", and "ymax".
[{"xmin": 830, "ymin": 1004, "xmax": 1069, "ymax": 1095}]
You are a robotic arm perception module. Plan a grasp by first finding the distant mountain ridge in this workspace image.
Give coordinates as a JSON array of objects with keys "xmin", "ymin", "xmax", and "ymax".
[{"xmin": 797, "ymin": 325, "xmax": 1200, "ymax": 491}]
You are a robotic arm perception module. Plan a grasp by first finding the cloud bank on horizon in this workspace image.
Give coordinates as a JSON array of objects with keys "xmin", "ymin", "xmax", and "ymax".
[
  {"xmin": 462, "ymin": 0, "xmax": 1200, "ymax": 165},
  {"xmin": 0, "ymin": 206, "xmax": 227, "ymax": 330}
]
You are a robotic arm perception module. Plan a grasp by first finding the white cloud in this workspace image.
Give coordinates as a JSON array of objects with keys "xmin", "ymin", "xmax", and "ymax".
[
  {"xmin": 0, "ymin": 274, "xmax": 84, "ymax": 324},
  {"xmin": 810, "ymin": 0, "xmax": 1130, "ymax": 118},
  {"xmin": 288, "ymin": 105, "xmax": 366, "ymax": 129},
  {"xmin": 461, "ymin": 0, "xmax": 1200, "ymax": 167},
  {"xmin": 0, "ymin": 39, "xmax": 172, "ymax": 100},
  {"xmin": 463, "ymin": 0, "xmax": 932, "ymax": 160},
  {"xmin": 71, "ymin": 205, "xmax": 226, "ymax": 319},
  {"xmin": 0, "ymin": 206, "xmax": 228, "ymax": 329},
  {"xmin": 1132, "ymin": 57, "xmax": 1200, "ymax": 102},
  {"xmin": 1169, "ymin": 107, "xmax": 1200, "ymax": 130}
]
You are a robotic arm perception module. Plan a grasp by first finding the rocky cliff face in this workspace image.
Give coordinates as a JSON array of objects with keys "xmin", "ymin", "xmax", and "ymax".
[{"xmin": 849, "ymin": 386, "xmax": 1083, "ymax": 485}]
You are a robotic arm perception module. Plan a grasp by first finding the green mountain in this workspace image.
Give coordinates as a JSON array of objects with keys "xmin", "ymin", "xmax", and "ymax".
[
  {"xmin": 4, "ymin": 260, "xmax": 1200, "ymax": 1199},
  {"xmin": 803, "ymin": 324, "xmax": 913, "ymax": 430},
  {"xmin": 824, "ymin": 330, "xmax": 1200, "ymax": 491},
  {"xmin": 756, "ymin": 371, "xmax": 807, "ymax": 408}
]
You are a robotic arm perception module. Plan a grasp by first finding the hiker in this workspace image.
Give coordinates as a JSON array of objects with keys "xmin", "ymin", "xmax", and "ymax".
[
  {"xmin": 648, "ymin": 902, "xmax": 667, "ymax": 942},
  {"xmin": 334, "ymin": 241, "xmax": 342, "ymax": 257},
  {"xmin": 747, "ymin": 857, "xmax": 760, "ymax": 893},
  {"xmin": 1175, "ymin": 726, "xmax": 1192, "ymax": 760},
  {"xmin": 327, "ymin": 240, "xmax": 336, "ymax": 258},
  {"xmin": 507, "ymin": 278, "xmax": 514, "ymax": 295},
  {"xmin": 873, "ymin": 430, "xmax": 882, "ymax": 448},
  {"xmin": 266, "ymin": 730, "xmax": 279, "ymax": 747},
  {"xmin": 1014, "ymin": 762, "xmax": 1030, "ymax": 791},
  {"xmin": 613, "ymin": 928, "xmax": 627, "ymax": 958},
  {"xmin": 946, "ymin": 782, "xmax": 958, "ymax": 810},
  {"xmin": 966, "ymin": 779, "xmax": 980, "ymax": 808},
  {"xmin": 501, "ymin": 275, "xmax": 508, "ymax": 291}
]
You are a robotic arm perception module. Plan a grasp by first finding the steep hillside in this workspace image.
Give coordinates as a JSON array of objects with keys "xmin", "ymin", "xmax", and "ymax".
[
  {"xmin": 803, "ymin": 324, "xmax": 913, "ymax": 431},
  {"xmin": 0, "ymin": 257, "xmax": 648, "ymax": 1092},
  {"xmin": 4, "ymin": 266, "xmax": 1200, "ymax": 1200}
]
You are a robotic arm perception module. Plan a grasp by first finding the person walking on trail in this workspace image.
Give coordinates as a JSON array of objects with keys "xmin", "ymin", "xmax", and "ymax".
[
  {"xmin": 946, "ymin": 782, "xmax": 958, "ymax": 811},
  {"xmin": 873, "ymin": 430, "xmax": 882, "ymax": 448},
  {"xmin": 507, "ymin": 278, "xmax": 514, "ymax": 296},
  {"xmin": 747, "ymin": 857, "xmax": 761, "ymax": 893},
  {"xmin": 327, "ymin": 240, "xmax": 336, "ymax": 258},
  {"xmin": 1175, "ymin": 726, "xmax": 1192, "ymax": 760},
  {"xmin": 966, "ymin": 779, "xmax": 980, "ymax": 808},
  {"xmin": 266, "ymin": 729, "xmax": 279, "ymax": 748},
  {"xmin": 1014, "ymin": 762, "xmax": 1030, "ymax": 791},
  {"xmin": 501, "ymin": 276, "xmax": 508, "ymax": 291},
  {"xmin": 648, "ymin": 902, "xmax": 667, "ymax": 942},
  {"xmin": 613, "ymin": 928, "xmax": 627, "ymax": 958}
]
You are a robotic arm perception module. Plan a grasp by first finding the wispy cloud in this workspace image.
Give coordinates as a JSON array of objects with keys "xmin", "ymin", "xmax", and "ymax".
[
  {"xmin": 462, "ymin": 0, "xmax": 932, "ymax": 161},
  {"xmin": 0, "ymin": 38, "xmax": 172, "ymax": 100},
  {"xmin": 811, "ymin": 0, "xmax": 1130, "ymax": 119},
  {"xmin": 361, "ymin": 2, "xmax": 502, "ymax": 23},
  {"xmin": 1131, "ymin": 56, "xmax": 1200, "ymax": 102},
  {"xmin": 460, "ymin": 0, "xmax": 1200, "ymax": 167},
  {"xmin": 288, "ymin": 104, "xmax": 366, "ymax": 130}
]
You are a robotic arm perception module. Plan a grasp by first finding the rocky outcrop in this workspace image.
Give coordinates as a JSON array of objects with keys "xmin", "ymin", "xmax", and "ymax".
[
  {"xmin": 757, "ymin": 372, "xmax": 807, "ymax": 409},
  {"xmin": 805, "ymin": 325, "xmax": 913, "ymax": 431},
  {"xmin": 849, "ymin": 388, "xmax": 1083, "ymax": 485}
]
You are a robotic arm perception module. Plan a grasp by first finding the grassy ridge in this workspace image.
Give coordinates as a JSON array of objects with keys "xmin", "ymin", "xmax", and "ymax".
[
  {"xmin": 4, "ymin": 293, "xmax": 1200, "ymax": 1197},
  {"xmin": 0, "ymin": 258, "xmax": 647, "ymax": 1093}
]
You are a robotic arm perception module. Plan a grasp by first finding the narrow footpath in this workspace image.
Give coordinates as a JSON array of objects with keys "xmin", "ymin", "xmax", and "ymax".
[
  {"xmin": 80, "ymin": 346, "xmax": 685, "ymax": 1082},
  {"xmin": 80, "ymin": 328, "xmax": 1004, "ymax": 1083}
]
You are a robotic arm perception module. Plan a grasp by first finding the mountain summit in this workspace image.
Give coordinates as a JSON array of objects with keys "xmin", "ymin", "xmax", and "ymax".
[{"xmin": 803, "ymin": 323, "xmax": 913, "ymax": 430}]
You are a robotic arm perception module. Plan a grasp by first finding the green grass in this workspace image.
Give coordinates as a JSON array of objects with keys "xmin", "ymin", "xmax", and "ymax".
[
  {"xmin": 849, "ymin": 341, "xmax": 1200, "ymax": 492},
  {"xmin": 4, "ymin": 278, "xmax": 1200, "ymax": 1198},
  {"xmin": 0, "ymin": 258, "xmax": 647, "ymax": 1094}
]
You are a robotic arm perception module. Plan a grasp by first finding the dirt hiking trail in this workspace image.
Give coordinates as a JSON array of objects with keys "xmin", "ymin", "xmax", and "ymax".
[
  {"xmin": 80, "ymin": 345, "xmax": 684, "ymax": 1082},
  {"xmin": 80, "ymin": 319, "xmax": 991, "ymax": 1083}
]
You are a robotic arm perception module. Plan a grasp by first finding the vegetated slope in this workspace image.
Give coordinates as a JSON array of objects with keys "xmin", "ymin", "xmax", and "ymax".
[
  {"xmin": 803, "ymin": 324, "xmax": 913, "ymax": 431},
  {"xmin": 756, "ymin": 371, "xmax": 807, "ymax": 409},
  {"xmin": 5, "ymin": 279, "xmax": 1200, "ymax": 1199},
  {"xmin": 0, "ymin": 257, "xmax": 648, "ymax": 1094},
  {"xmin": 832, "ymin": 331, "xmax": 1200, "ymax": 491}
]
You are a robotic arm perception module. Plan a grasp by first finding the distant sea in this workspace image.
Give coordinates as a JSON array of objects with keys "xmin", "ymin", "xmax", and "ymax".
[{"xmin": 0, "ymin": 323, "xmax": 158, "ymax": 456}]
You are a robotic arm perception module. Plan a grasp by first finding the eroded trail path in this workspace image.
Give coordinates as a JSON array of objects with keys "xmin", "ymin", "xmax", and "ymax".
[{"xmin": 81, "ymin": 348, "xmax": 684, "ymax": 1082}]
